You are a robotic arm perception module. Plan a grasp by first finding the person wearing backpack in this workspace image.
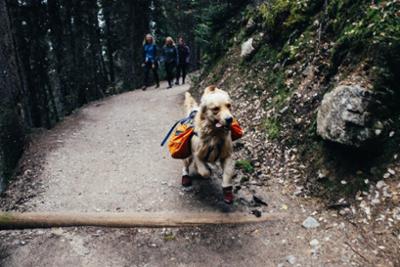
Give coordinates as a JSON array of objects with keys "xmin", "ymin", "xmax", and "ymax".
[
  {"xmin": 142, "ymin": 34, "xmax": 160, "ymax": 90},
  {"xmin": 175, "ymin": 37, "xmax": 190, "ymax": 85},
  {"xmin": 161, "ymin": 37, "xmax": 178, "ymax": 89}
]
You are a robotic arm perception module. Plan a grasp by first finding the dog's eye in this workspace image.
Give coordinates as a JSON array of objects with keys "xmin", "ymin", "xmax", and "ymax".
[
  {"xmin": 212, "ymin": 107, "xmax": 220, "ymax": 112},
  {"xmin": 226, "ymin": 103, "xmax": 231, "ymax": 109}
]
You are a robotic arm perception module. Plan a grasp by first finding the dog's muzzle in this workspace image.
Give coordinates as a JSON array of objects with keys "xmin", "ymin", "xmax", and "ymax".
[{"xmin": 225, "ymin": 117, "xmax": 233, "ymax": 126}]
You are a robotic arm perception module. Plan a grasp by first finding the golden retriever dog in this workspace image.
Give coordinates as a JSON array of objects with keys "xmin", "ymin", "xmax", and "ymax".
[{"xmin": 182, "ymin": 85, "xmax": 235, "ymax": 204}]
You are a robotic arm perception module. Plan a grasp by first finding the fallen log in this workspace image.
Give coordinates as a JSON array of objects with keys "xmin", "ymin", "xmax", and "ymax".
[{"xmin": 0, "ymin": 211, "xmax": 283, "ymax": 230}]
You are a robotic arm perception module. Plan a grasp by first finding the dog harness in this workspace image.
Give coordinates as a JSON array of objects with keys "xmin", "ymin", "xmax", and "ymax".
[
  {"xmin": 161, "ymin": 110, "xmax": 197, "ymax": 146},
  {"xmin": 161, "ymin": 110, "xmax": 197, "ymax": 159},
  {"xmin": 161, "ymin": 111, "xmax": 243, "ymax": 160}
]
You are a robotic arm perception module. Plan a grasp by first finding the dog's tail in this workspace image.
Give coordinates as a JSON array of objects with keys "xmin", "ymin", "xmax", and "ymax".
[{"xmin": 184, "ymin": 92, "xmax": 198, "ymax": 114}]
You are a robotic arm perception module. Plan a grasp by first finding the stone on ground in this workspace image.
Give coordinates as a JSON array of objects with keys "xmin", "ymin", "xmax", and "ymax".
[{"xmin": 317, "ymin": 85, "xmax": 380, "ymax": 147}]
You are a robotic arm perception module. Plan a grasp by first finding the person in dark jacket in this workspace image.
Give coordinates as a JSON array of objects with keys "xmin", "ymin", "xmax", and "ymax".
[
  {"xmin": 175, "ymin": 37, "xmax": 190, "ymax": 85},
  {"xmin": 142, "ymin": 34, "xmax": 159, "ymax": 90},
  {"xmin": 161, "ymin": 36, "xmax": 178, "ymax": 89}
]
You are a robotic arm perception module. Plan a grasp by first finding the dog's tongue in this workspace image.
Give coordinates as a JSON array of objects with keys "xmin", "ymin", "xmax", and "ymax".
[{"xmin": 215, "ymin": 122, "xmax": 223, "ymax": 128}]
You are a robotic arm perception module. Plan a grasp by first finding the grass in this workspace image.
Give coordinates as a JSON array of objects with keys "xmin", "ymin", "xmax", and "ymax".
[
  {"xmin": 264, "ymin": 117, "xmax": 281, "ymax": 140},
  {"xmin": 235, "ymin": 159, "xmax": 254, "ymax": 173}
]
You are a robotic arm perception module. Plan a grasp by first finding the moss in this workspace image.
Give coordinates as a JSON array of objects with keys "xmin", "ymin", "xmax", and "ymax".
[
  {"xmin": 235, "ymin": 159, "xmax": 254, "ymax": 173},
  {"xmin": 267, "ymin": 70, "xmax": 290, "ymax": 110},
  {"xmin": 330, "ymin": 1, "xmax": 400, "ymax": 84},
  {"xmin": 264, "ymin": 117, "xmax": 281, "ymax": 140},
  {"xmin": 279, "ymin": 29, "xmax": 314, "ymax": 63},
  {"xmin": 251, "ymin": 44, "xmax": 279, "ymax": 64},
  {"xmin": 163, "ymin": 232, "xmax": 176, "ymax": 241},
  {"xmin": 257, "ymin": 0, "xmax": 324, "ymax": 43}
]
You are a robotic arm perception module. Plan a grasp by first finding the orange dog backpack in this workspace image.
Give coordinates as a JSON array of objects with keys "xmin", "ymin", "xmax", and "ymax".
[
  {"xmin": 161, "ymin": 111, "xmax": 244, "ymax": 159},
  {"xmin": 231, "ymin": 119, "xmax": 244, "ymax": 141}
]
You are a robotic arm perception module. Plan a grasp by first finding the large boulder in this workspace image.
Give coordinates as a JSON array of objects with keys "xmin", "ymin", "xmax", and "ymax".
[
  {"xmin": 317, "ymin": 85, "xmax": 379, "ymax": 147},
  {"xmin": 240, "ymin": 38, "xmax": 255, "ymax": 58}
]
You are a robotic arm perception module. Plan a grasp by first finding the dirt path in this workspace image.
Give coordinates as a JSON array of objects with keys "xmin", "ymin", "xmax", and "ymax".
[{"xmin": 0, "ymin": 81, "xmax": 373, "ymax": 266}]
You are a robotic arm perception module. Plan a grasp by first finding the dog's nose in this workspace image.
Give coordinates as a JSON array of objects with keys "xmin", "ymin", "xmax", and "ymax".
[{"xmin": 225, "ymin": 117, "xmax": 233, "ymax": 125}]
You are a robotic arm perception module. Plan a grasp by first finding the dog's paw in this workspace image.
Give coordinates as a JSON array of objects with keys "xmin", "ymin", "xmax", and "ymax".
[
  {"xmin": 197, "ymin": 168, "xmax": 211, "ymax": 179},
  {"xmin": 181, "ymin": 175, "xmax": 192, "ymax": 187}
]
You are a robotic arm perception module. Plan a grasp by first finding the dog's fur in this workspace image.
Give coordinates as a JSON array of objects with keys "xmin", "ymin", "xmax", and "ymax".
[{"xmin": 183, "ymin": 86, "xmax": 235, "ymax": 188}]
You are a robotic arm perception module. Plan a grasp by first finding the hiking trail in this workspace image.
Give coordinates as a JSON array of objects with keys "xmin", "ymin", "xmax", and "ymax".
[{"xmin": 0, "ymin": 81, "xmax": 371, "ymax": 266}]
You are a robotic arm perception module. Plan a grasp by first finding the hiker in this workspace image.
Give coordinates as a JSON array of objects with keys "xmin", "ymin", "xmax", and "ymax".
[
  {"xmin": 175, "ymin": 37, "xmax": 190, "ymax": 85},
  {"xmin": 142, "ymin": 34, "xmax": 160, "ymax": 90},
  {"xmin": 161, "ymin": 36, "xmax": 178, "ymax": 89}
]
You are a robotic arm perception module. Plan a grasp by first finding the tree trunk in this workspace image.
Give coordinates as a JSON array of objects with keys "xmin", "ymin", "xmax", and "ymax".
[
  {"xmin": 0, "ymin": 0, "xmax": 25, "ymax": 190},
  {"xmin": 102, "ymin": 0, "xmax": 115, "ymax": 83}
]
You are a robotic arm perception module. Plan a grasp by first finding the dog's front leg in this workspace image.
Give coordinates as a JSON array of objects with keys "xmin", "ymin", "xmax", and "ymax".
[
  {"xmin": 193, "ymin": 155, "xmax": 210, "ymax": 178},
  {"xmin": 182, "ymin": 157, "xmax": 192, "ymax": 176},
  {"xmin": 181, "ymin": 157, "xmax": 193, "ymax": 187},
  {"xmin": 221, "ymin": 156, "xmax": 234, "ymax": 188}
]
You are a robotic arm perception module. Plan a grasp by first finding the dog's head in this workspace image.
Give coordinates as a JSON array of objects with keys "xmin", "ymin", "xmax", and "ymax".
[{"xmin": 200, "ymin": 85, "xmax": 233, "ymax": 130}]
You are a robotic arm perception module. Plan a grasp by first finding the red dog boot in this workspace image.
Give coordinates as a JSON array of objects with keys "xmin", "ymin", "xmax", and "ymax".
[
  {"xmin": 182, "ymin": 175, "xmax": 192, "ymax": 187},
  {"xmin": 223, "ymin": 186, "xmax": 234, "ymax": 204}
]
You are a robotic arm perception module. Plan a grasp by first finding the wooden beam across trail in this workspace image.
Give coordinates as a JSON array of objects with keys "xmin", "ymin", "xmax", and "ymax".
[{"xmin": 0, "ymin": 212, "xmax": 283, "ymax": 230}]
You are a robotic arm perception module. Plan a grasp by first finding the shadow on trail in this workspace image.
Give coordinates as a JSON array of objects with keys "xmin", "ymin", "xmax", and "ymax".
[{"xmin": 187, "ymin": 175, "xmax": 244, "ymax": 213}]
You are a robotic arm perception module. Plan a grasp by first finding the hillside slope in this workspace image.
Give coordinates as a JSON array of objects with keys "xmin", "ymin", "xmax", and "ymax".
[{"xmin": 191, "ymin": 0, "xmax": 400, "ymax": 262}]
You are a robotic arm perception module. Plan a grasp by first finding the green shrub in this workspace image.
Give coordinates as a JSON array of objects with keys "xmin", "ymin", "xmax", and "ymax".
[
  {"xmin": 331, "ymin": 0, "xmax": 400, "ymax": 89},
  {"xmin": 235, "ymin": 159, "xmax": 254, "ymax": 173},
  {"xmin": 257, "ymin": 0, "xmax": 323, "ymax": 42}
]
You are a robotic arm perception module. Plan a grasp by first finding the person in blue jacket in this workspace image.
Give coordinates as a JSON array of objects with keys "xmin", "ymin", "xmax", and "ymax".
[
  {"xmin": 142, "ymin": 34, "xmax": 159, "ymax": 90},
  {"xmin": 161, "ymin": 37, "xmax": 178, "ymax": 89}
]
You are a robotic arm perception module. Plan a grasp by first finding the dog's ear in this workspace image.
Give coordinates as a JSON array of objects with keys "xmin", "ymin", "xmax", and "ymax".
[{"xmin": 204, "ymin": 85, "xmax": 217, "ymax": 95}]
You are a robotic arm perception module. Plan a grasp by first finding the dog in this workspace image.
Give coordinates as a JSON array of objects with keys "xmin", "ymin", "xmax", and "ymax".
[{"xmin": 182, "ymin": 85, "xmax": 235, "ymax": 204}]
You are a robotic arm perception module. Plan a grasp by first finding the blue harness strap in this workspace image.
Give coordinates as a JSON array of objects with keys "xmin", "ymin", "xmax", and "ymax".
[{"xmin": 160, "ymin": 110, "xmax": 198, "ymax": 146}]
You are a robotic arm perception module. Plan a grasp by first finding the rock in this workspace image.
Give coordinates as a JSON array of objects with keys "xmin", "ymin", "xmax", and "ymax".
[
  {"xmin": 376, "ymin": 180, "xmax": 387, "ymax": 189},
  {"xmin": 273, "ymin": 63, "xmax": 281, "ymax": 70},
  {"xmin": 245, "ymin": 18, "xmax": 256, "ymax": 32},
  {"xmin": 317, "ymin": 85, "xmax": 378, "ymax": 147},
  {"xmin": 251, "ymin": 209, "xmax": 262, "ymax": 217},
  {"xmin": 302, "ymin": 216, "xmax": 320, "ymax": 229},
  {"xmin": 279, "ymin": 106, "xmax": 289, "ymax": 114},
  {"xmin": 310, "ymin": 239, "xmax": 319, "ymax": 247},
  {"xmin": 317, "ymin": 169, "xmax": 329, "ymax": 179},
  {"xmin": 240, "ymin": 38, "xmax": 255, "ymax": 58},
  {"xmin": 375, "ymin": 129, "xmax": 382, "ymax": 136},
  {"xmin": 237, "ymin": 190, "xmax": 254, "ymax": 205},
  {"xmin": 286, "ymin": 255, "xmax": 296, "ymax": 264},
  {"xmin": 310, "ymin": 239, "xmax": 320, "ymax": 256}
]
